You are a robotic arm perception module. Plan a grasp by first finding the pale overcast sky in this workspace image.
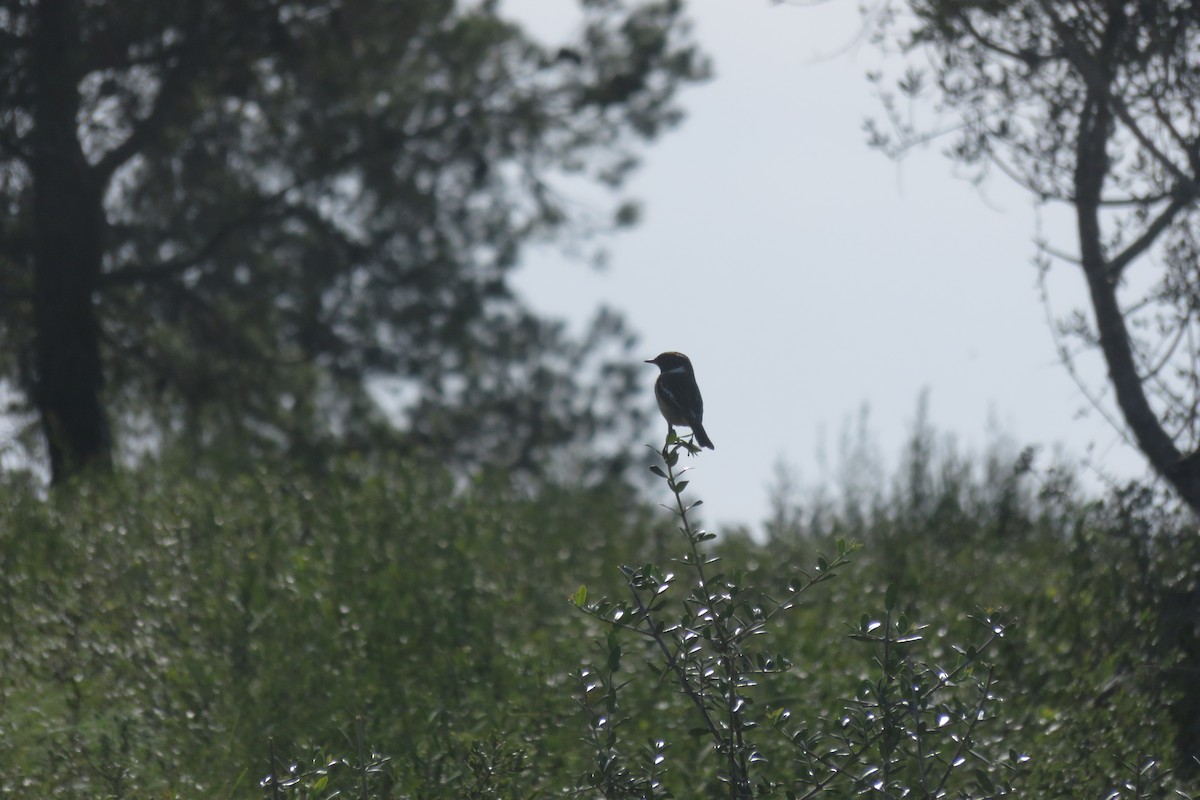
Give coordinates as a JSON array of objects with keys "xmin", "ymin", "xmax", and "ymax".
[{"xmin": 509, "ymin": 0, "xmax": 1153, "ymax": 529}]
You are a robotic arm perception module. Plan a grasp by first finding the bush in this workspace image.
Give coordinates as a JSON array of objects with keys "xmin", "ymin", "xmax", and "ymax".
[
  {"xmin": 0, "ymin": 454, "xmax": 655, "ymax": 797},
  {"xmin": 0, "ymin": 420, "xmax": 1196, "ymax": 798}
]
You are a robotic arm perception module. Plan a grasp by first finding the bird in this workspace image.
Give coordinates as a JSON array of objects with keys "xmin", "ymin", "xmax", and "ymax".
[{"xmin": 645, "ymin": 351, "xmax": 715, "ymax": 450}]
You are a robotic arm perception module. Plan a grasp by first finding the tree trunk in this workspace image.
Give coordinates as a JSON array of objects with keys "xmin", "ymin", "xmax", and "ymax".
[
  {"xmin": 29, "ymin": 0, "xmax": 111, "ymax": 483},
  {"xmin": 1076, "ymin": 71, "xmax": 1200, "ymax": 774},
  {"xmin": 1073, "ymin": 79, "xmax": 1200, "ymax": 514}
]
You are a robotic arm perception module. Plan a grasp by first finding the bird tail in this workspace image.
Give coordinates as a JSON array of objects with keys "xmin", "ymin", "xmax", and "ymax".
[{"xmin": 693, "ymin": 423, "xmax": 715, "ymax": 450}]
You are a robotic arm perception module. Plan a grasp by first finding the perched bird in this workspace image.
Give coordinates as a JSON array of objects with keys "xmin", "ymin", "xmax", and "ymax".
[{"xmin": 645, "ymin": 351, "xmax": 715, "ymax": 450}]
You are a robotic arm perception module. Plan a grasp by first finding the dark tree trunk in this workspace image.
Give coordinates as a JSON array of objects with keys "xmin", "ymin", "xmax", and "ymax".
[
  {"xmin": 1072, "ymin": 68, "xmax": 1200, "ymax": 515},
  {"xmin": 29, "ymin": 0, "xmax": 111, "ymax": 483},
  {"xmin": 1075, "ymin": 64, "xmax": 1200, "ymax": 774}
]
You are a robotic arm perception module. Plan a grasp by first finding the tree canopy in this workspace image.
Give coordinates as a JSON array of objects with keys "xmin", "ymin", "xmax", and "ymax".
[{"xmin": 0, "ymin": 0, "xmax": 707, "ymax": 481}]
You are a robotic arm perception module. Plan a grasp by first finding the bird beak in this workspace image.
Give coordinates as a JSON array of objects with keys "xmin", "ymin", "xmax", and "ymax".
[{"xmin": 644, "ymin": 358, "xmax": 655, "ymax": 364}]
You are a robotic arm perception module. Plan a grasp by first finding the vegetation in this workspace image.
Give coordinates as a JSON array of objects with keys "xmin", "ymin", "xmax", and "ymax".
[
  {"xmin": 867, "ymin": 0, "xmax": 1200, "ymax": 771},
  {"xmin": 865, "ymin": 0, "xmax": 1200, "ymax": 516},
  {"xmin": 4, "ymin": 2, "xmax": 1196, "ymax": 797},
  {"xmin": 0, "ymin": 0, "xmax": 706, "ymax": 482},
  {"xmin": 1, "ymin": 420, "xmax": 1195, "ymax": 798}
]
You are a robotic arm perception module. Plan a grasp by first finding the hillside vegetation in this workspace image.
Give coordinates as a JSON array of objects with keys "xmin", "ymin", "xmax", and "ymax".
[{"xmin": 1, "ymin": 431, "xmax": 1196, "ymax": 798}]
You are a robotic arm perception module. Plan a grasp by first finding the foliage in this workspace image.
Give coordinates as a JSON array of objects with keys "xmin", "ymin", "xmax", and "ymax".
[
  {"xmin": 0, "ymin": 453, "xmax": 659, "ymax": 797},
  {"xmin": 0, "ymin": 419, "xmax": 1197, "ymax": 797},
  {"xmin": 575, "ymin": 431, "xmax": 1017, "ymax": 798},
  {"xmin": 0, "ymin": 0, "xmax": 708, "ymax": 480},
  {"xmin": 863, "ymin": 0, "xmax": 1200, "ymax": 515},
  {"xmin": 761, "ymin": 414, "xmax": 1200, "ymax": 796}
]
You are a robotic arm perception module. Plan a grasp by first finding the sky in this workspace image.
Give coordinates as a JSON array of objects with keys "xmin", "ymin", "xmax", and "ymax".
[{"xmin": 507, "ymin": 0, "xmax": 1154, "ymax": 529}]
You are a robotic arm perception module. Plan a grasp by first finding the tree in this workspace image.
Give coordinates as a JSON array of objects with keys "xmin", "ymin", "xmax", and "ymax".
[
  {"xmin": 864, "ymin": 0, "xmax": 1200, "ymax": 769},
  {"xmin": 865, "ymin": 0, "xmax": 1200, "ymax": 514},
  {"xmin": 0, "ymin": 0, "xmax": 707, "ymax": 483}
]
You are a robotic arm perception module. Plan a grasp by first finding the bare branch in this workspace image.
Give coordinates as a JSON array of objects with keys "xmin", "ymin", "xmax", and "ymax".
[
  {"xmin": 1139, "ymin": 317, "xmax": 1191, "ymax": 384},
  {"xmin": 1038, "ymin": 266, "xmax": 1137, "ymax": 449},
  {"xmin": 1041, "ymin": 242, "xmax": 1082, "ymax": 265},
  {"xmin": 1096, "ymin": 190, "xmax": 1174, "ymax": 206},
  {"xmin": 988, "ymin": 150, "xmax": 1073, "ymax": 201}
]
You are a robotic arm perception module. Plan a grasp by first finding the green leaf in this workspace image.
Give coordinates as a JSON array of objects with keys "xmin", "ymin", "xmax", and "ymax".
[
  {"xmin": 885, "ymin": 582, "xmax": 899, "ymax": 611},
  {"xmin": 572, "ymin": 585, "xmax": 588, "ymax": 607},
  {"xmin": 606, "ymin": 630, "xmax": 622, "ymax": 672},
  {"xmin": 649, "ymin": 465, "xmax": 666, "ymax": 478}
]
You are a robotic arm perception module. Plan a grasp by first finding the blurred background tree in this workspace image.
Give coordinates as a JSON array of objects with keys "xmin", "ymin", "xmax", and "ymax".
[{"xmin": 0, "ymin": 0, "xmax": 707, "ymax": 483}]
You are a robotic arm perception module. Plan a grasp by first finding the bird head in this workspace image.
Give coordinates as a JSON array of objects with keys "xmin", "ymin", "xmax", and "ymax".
[{"xmin": 645, "ymin": 351, "xmax": 693, "ymax": 373}]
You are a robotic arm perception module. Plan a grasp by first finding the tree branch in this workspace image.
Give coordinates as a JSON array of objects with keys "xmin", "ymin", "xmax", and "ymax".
[
  {"xmin": 1140, "ymin": 316, "xmax": 1191, "ymax": 385},
  {"xmin": 1106, "ymin": 188, "xmax": 1197, "ymax": 279},
  {"xmin": 1147, "ymin": 85, "xmax": 1195, "ymax": 162},
  {"xmin": 1096, "ymin": 189, "xmax": 1175, "ymax": 206},
  {"xmin": 92, "ymin": 47, "xmax": 199, "ymax": 184},
  {"xmin": 98, "ymin": 187, "xmax": 291, "ymax": 288},
  {"xmin": 1035, "ymin": 0, "xmax": 1110, "ymax": 91},
  {"xmin": 1108, "ymin": 93, "xmax": 1194, "ymax": 186},
  {"xmin": 1068, "ymin": 28, "xmax": 1199, "ymax": 503},
  {"xmin": 958, "ymin": 13, "xmax": 1058, "ymax": 69}
]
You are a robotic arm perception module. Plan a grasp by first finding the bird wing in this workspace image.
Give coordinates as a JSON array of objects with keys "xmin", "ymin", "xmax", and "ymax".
[{"xmin": 660, "ymin": 372, "xmax": 703, "ymax": 424}]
